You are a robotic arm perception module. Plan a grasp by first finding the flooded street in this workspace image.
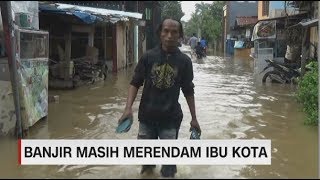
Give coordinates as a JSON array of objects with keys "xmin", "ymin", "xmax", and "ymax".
[{"xmin": 0, "ymin": 46, "xmax": 318, "ymax": 178}]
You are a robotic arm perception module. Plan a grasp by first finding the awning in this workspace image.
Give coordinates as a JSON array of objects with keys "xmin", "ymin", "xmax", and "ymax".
[
  {"xmin": 300, "ymin": 18, "xmax": 318, "ymax": 27},
  {"xmin": 287, "ymin": 18, "xmax": 319, "ymax": 29},
  {"xmin": 39, "ymin": 2, "xmax": 143, "ymax": 24}
]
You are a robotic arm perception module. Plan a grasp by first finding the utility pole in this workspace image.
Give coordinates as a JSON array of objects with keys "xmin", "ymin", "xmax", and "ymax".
[
  {"xmin": 197, "ymin": 28, "xmax": 201, "ymax": 42},
  {"xmin": 0, "ymin": 1, "xmax": 23, "ymax": 138},
  {"xmin": 134, "ymin": 1, "xmax": 139, "ymax": 63},
  {"xmin": 197, "ymin": 12, "xmax": 202, "ymax": 42},
  {"xmin": 317, "ymin": 1, "xmax": 320, "ymax": 178}
]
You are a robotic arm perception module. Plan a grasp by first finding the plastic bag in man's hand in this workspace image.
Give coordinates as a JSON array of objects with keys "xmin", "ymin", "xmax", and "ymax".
[
  {"xmin": 190, "ymin": 127, "xmax": 201, "ymax": 139},
  {"xmin": 116, "ymin": 117, "xmax": 133, "ymax": 133}
]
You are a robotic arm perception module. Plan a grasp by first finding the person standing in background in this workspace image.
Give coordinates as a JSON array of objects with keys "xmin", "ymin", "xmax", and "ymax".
[
  {"xmin": 188, "ymin": 33, "xmax": 198, "ymax": 58},
  {"xmin": 200, "ymin": 37, "xmax": 207, "ymax": 56}
]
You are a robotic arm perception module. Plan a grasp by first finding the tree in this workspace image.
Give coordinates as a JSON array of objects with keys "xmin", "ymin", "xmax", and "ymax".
[
  {"xmin": 185, "ymin": 1, "xmax": 225, "ymax": 46},
  {"xmin": 185, "ymin": 14, "xmax": 199, "ymax": 37},
  {"xmin": 159, "ymin": 1, "xmax": 184, "ymax": 21}
]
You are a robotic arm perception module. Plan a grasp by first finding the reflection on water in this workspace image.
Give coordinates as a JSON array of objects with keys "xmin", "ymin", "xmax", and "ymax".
[{"xmin": 0, "ymin": 46, "xmax": 317, "ymax": 178}]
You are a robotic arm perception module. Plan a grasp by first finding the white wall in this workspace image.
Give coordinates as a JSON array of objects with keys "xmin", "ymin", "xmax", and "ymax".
[{"xmin": 11, "ymin": 1, "xmax": 39, "ymax": 30}]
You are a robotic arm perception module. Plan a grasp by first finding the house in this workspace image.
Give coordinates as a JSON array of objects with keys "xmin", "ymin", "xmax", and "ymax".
[
  {"xmin": 286, "ymin": 1, "xmax": 318, "ymax": 75},
  {"xmin": 223, "ymin": 1, "xmax": 258, "ymax": 56},
  {"xmin": 258, "ymin": 1, "xmax": 300, "ymax": 20},
  {"xmin": 233, "ymin": 16, "xmax": 258, "ymax": 57},
  {"xmin": 38, "ymin": 2, "xmax": 143, "ymax": 88},
  {"xmin": 294, "ymin": 1, "xmax": 318, "ymax": 60},
  {"xmin": 252, "ymin": 1, "xmax": 317, "ymax": 74}
]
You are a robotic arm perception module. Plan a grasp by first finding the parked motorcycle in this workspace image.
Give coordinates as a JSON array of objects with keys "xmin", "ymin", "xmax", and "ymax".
[{"xmin": 260, "ymin": 59, "xmax": 301, "ymax": 84}]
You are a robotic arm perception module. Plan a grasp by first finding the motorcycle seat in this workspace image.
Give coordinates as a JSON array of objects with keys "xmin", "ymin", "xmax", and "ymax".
[{"xmin": 279, "ymin": 62, "xmax": 299, "ymax": 69}]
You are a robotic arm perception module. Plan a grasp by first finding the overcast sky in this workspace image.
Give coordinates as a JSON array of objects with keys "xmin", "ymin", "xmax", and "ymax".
[{"xmin": 180, "ymin": 1, "xmax": 214, "ymax": 22}]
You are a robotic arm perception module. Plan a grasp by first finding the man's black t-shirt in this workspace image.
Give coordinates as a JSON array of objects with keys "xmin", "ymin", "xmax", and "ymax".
[{"xmin": 130, "ymin": 45, "xmax": 195, "ymax": 128}]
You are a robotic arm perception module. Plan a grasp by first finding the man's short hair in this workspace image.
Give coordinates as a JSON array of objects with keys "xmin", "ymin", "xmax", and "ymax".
[{"xmin": 156, "ymin": 17, "xmax": 184, "ymax": 38}]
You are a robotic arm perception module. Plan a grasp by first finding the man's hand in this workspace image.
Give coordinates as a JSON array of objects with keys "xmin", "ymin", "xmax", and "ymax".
[
  {"xmin": 118, "ymin": 107, "xmax": 133, "ymax": 124},
  {"xmin": 190, "ymin": 118, "xmax": 201, "ymax": 134}
]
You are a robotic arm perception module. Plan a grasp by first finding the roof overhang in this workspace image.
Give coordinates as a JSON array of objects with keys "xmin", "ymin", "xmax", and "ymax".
[
  {"xmin": 39, "ymin": 2, "xmax": 143, "ymax": 24},
  {"xmin": 287, "ymin": 18, "xmax": 318, "ymax": 29},
  {"xmin": 255, "ymin": 12, "xmax": 308, "ymax": 24}
]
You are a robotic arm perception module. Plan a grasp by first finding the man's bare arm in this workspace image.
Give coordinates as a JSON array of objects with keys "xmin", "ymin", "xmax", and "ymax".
[
  {"xmin": 185, "ymin": 95, "xmax": 201, "ymax": 132},
  {"xmin": 125, "ymin": 85, "xmax": 139, "ymax": 110},
  {"xmin": 118, "ymin": 85, "xmax": 139, "ymax": 123}
]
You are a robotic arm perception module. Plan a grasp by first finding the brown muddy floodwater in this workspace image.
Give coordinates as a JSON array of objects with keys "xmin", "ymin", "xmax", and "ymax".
[{"xmin": 0, "ymin": 46, "xmax": 318, "ymax": 179}]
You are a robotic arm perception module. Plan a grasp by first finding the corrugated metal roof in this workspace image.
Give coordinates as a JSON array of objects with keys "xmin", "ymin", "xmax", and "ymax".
[
  {"xmin": 287, "ymin": 18, "xmax": 318, "ymax": 29},
  {"xmin": 299, "ymin": 18, "xmax": 318, "ymax": 27},
  {"xmin": 56, "ymin": 3, "xmax": 142, "ymax": 20},
  {"xmin": 236, "ymin": 16, "xmax": 258, "ymax": 27},
  {"xmin": 39, "ymin": 4, "xmax": 101, "ymax": 24},
  {"xmin": 39, "ymin": 2, "xmax": 142, "ymax": 24}
]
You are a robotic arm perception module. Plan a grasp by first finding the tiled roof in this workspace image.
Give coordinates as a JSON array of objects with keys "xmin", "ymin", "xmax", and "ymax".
[{"xmin": 235, "ymin": 16, "xmax": 258, "ymax": 27}]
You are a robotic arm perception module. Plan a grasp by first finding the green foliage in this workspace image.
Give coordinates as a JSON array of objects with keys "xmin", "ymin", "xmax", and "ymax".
[
  {"xmin": 159, "ymin": 1, "xmax": 185, "ymax": 21},
  {"xmin": 184, "ymin": 1, "xmax": 225, "ymax": 46},
  {"xmin": 296, "ymin": 61, "xmax": 319, "ymax": 125}
]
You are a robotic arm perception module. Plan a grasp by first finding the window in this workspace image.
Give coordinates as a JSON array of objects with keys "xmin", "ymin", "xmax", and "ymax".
[
  {"xmin": 0, "ymin": 31, "xmax": 6, "ymax": 57},
  {"xmin": 0, "ymin": 14, "xmax": 7, "ymax": 58},
  {"xmin": 145, "ymin": 8, "xmax": 152, "ymax": 20},
  {"xmin": 262, "ymin": 1, "xmax": 270, "ymax": 16}
]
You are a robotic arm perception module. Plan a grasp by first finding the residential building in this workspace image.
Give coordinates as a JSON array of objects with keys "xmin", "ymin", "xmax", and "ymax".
[
  {"xmin": 223, "ymin": 1, "xmax": 258, "ymax": 55},
  {"xmin": 258, "ymin": 1, "xmax": 299, "ymax": 20},
  {"xmin": 252, "ymin": 1, "xmax": 317, "ymax": 74}
]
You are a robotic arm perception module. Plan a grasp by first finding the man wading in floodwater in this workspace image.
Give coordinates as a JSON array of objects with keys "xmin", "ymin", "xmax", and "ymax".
[{"xmin": 118, "ymin": 17, "xmax": 201, "ymax": 178}]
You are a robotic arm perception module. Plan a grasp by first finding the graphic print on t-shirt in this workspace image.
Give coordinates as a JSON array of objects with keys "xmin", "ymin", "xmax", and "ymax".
[{"xmin": 151, "ymin": 63, "xmax": 178, "ymax": 89}]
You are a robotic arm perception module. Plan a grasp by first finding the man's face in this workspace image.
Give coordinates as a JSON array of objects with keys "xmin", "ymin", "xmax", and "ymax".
[{"xmin": 160, "ymin": 19, "xmax": 180, "ymax": 49}]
